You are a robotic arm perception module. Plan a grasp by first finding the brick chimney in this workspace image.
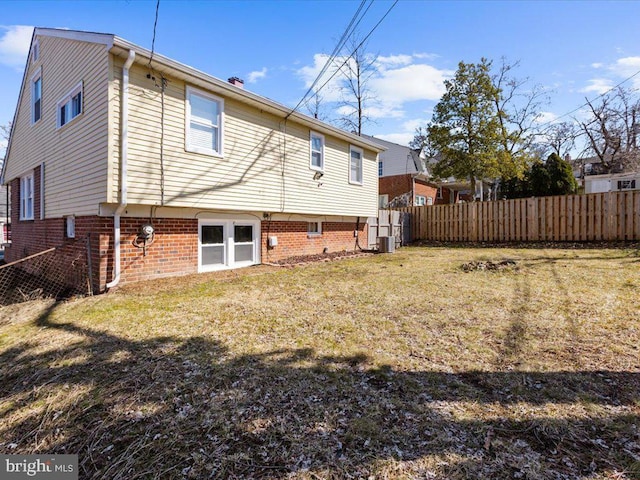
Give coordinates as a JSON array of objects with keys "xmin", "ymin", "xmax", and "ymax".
[{"xmin": 228, "ymin": 77, "xmax": 244, "ymax": 89}]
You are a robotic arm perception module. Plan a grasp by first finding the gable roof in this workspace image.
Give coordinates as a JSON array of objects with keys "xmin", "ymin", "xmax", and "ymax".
[
  {"xmin": 361, "ymin": 134, "xmax": 425, "ymax": 174},
  {"xmin": 1, "ymin": 27, "xmax": 385, "ymax": 185}
]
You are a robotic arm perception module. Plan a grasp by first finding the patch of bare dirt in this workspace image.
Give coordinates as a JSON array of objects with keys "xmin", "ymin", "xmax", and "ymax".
[{"xmin": 461, "ymin": 259, "xmax": 519, "ymax": 272}]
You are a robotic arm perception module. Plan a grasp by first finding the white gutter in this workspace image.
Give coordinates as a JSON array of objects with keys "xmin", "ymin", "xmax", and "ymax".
[{"xmin": 107, "ymin": 49, "xmax": 135, "ymax": 289}]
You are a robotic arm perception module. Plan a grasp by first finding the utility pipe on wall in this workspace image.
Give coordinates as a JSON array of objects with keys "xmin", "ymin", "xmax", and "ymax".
[{"xmin": 107, "ymin": 49, "xmax": 135, "ymax": 289}]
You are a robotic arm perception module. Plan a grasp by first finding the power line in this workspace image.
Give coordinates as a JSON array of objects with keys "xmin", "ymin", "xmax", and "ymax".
[
  {"xmin": 286, "ymin": 0, "xmax": 370, "ymax": 119},
  {"xmin": 286, "ymin": 0, "xmax": 400, "ymax": 120},
  {"xmin": 148, "ymin": 0, "xmax": 160, "ymax": 68},
  {"xmin": 307, "ymin": 0, "xmax": 399, "ymax": 107},
  {"xmin": 538, "ymin": 68, "xmax": 640, "ymax": 130}
]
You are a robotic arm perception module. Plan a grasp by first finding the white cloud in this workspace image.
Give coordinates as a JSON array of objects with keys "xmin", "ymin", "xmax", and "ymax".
[
  {"xmin": 371, "ymin": 63, "xmax": 451, "ymax": 104},
  {"xmin": 376, "ymin": 54, "xmax": 413, "ymax": 68},
  {"xmin": 591, "ymin": 62, "xmax": 604, "ymax": 69},
  {"xmin": 296, "ymin": 53, "xmax": 451, "ymax": 126},
  {"xmin": 413, "ymin": 53, "xmax": 439, "ymax": 61},
  {"xmin": 580, "ymin": 78, "xmax": 614, "ymax": 94},
  {"xmin": 247, "ymin": 67, "xmax": 267, "ymax": 83},
  {"xmin": 401, "ymin": 118, "xmax": 431, "ymax": 132},
  {"xmin": 296, "ymin": 53, "xmax": 344, "ymax": 102},
  {"xmin": 374, "ymin": 132, "xmax": 414, "ymax": 146},
  {"xmin": 0, "ymin": 25, "xmax": 33, "ymax": 69},
  {"xmin": 612, "ymin": 56, "xmax": 640, "ymax": 75},
  {"xmin": 610, "ymin": 56, "xmax": 640, "ymax": 88},
  {"xmin": 535, "ymin": 111, "xmax": 558, "ymax": 124}
]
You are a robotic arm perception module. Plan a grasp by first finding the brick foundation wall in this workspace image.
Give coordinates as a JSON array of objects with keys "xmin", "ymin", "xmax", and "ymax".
[
  {"xmin": 261, "ymin": 220, "xmax": 367, "ymax": 262},
  {"xmin": 117, "ymin": 217, "xmax": 198, "ymax": 285},
  {"xmin": 7, "ymin": 203, "xmax": 369, "ymax": 289}
]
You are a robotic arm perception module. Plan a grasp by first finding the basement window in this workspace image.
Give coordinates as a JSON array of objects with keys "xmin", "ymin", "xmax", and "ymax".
[
  {"xmin": 308, "ymin": 222, "xmax": 322, "ymax": 236},
  {"xmin": 65, "ymin": 216, "xmax": 76, "ymax": 238}
]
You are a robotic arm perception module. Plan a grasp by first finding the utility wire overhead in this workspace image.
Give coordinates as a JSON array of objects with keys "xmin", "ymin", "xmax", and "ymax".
[
  {"xmin": 148, "ymin": 0, "xmax": 161, "ymax": 68},
  {"xmin": 286, "ymin": 0, "xmax": 398, "ymax": 120},
  {"xmin": 309, "ymin": 0, "xmax": 399, "ymax": 106},
  {"xmin": 537, "ymin": 68, "xmax": 640, "ymax": 130}
]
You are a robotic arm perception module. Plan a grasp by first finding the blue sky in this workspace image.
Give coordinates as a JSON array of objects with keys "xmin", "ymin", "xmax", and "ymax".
[{"xmin": 1, "ymin": 0, "xmax": 640, "ymax": 158}]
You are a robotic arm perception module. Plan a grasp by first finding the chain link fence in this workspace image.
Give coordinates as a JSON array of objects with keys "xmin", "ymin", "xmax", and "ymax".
[{"xmin": 0, "ymin": 241, "xmax": 92, "ymax": 306}]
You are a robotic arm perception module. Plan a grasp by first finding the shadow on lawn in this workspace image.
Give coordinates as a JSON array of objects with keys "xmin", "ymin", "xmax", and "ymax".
[{"xmin": 0, "ymin": 304, "xmax": 638, "ymax": 479}]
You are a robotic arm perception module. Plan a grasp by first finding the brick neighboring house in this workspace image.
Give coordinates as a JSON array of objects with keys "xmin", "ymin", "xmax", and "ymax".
[
  {"xmin": 1, "ymin": 28, "xmax": 385, "ymax": 291},
  {"xmin": 363, "ymin": 135, "xmax": 469, "ymax": 207}
]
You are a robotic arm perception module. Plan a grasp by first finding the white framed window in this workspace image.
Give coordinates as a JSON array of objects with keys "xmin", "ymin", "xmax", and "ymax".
[
  {"xmin": 20, "ymin": 173, "xmax": 34, "ymax": 220},
  {"xmin": 65, "ymin": 216, "xmax": 76, "ymax": 238},
  {"xmin": 310, "ymin": 132, "xmax": 324, "ymax": 171},
  {"xmin": 32, "ymin": 39, "xmax": 40, "ymax": 63},
  {"xmin": 436, "ymin": 187, "xmax": 443, "ymax": 199},
  {"xmin": 31, "ymin": 68, "xmax": 42, "ymax": 124},
  {"xmin": 415, "ymin": 195, "xmax": 426, "ymax": 206},
  {"xmin": 307, "ymin": 221, "xmax": 322, "ymax": 236},
  {"xmin": 618, "ymin": 179, "xmax": 636, "ymax": 190},
  {"xmin": 379, "ymin": 194, "xmax": 389, "ymax": 208},
  {"xmin": 198, "ymin": 219, "xmax": 260, "ymax": 272},
  {"xmin": 349, "ymin": 145, "xmax": 363, "ymax": 185},
  {"xmin": 378, "ymin": 161, "xmax": 383, "ymax": 177},
  {"xmin": 57, "ymin": 82, "xmax": 83, "ymax": 128},
  {"xmin": 427, "ymin": 196, "xmax": 434, "ymax": 205},
  {"xmin": 186, "ymin": 86, "xmax": 224, "ymax": 157}
]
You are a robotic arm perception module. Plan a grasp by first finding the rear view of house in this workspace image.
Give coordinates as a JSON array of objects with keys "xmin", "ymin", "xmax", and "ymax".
[{"xmin": 1, "ymin": 28, "xmax": 384, "ymax": 292}]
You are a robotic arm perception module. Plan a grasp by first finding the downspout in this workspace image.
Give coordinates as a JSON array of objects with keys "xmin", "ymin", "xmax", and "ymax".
[{"xmin": 107, "ymin": 49, "xmax": 135, "ymax": 289}]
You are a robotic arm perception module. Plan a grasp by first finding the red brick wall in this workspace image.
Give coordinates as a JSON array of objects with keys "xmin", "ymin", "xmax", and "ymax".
[
  {"xmin": 379, "ymin": 174, "xmax": 412, "ymax": 204},
  {"xmin": 414, "ymin": 180, "xmax": 439, "ymax": 205},
  {"xmin": 261, "ymin": 220, "xmax": 367, "ymax": 262},
  {"xmin": 7, "ymin": 203, "xmax": 369, "ymax": 289},
  {"xmin": 117, "ymin": 217, "xmax": 198, "ymax": 285}
]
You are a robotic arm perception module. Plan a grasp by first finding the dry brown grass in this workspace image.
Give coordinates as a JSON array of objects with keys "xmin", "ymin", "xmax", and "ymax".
[{"xmin": 0, "ymin": 246, "xmax": 639, "ymax": 479}]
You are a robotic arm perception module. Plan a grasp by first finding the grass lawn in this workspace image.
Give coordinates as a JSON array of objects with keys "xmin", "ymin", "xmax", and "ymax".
[{"xmin": 0, "ymin": 246, "xmax": 639, "ymax": 479}]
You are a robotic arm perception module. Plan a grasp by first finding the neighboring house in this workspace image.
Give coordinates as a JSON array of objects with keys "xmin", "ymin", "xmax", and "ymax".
[
  {"xmin": 570, "ymin": 155, "xmax": 639, "ymax": 193},
  {"xmin": 1, "ymin": 28, "xmax": 385, "ymax": 291},
  {"xmin": 583, "ymin": 172, "xmax": 639, "ymax": 194},
  {"xmin": 365, "ymin": 135, "xmax": 471, "ymax": 207}
]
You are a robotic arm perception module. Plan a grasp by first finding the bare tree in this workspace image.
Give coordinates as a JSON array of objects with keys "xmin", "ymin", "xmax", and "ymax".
[
  {"xmin": 302, "ymin": 90, "xmax": 329, "ymax": 122},
  {"xmin": 0, "ymin": 121, "xmax": 11, "ymax": 142},
  {"xmin": 578, "ymin": 86, "xmax": 640, "ymax": 173},
  {"xmin": 409, "ymin": 125, "xmax": 439, "ymax": 159},
  {"xmin": 335, "ymin": 36, "xmax": 378, "ymax": 135},
  {"xmin": 491, "ymin": 58, "xmax": 549, "ymax": 178},
  {"xmin": 538, "ymin": 121, "xmax": 580, "ymax": 158},
  {"xmin": 0, "ymin": 121, "xmax": 12, "ymax": 170}
]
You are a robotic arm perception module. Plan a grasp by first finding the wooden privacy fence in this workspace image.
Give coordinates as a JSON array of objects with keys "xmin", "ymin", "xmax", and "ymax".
[{"xmin": 397, "ymin": 191, "xmax": 640, "ymax": 243}]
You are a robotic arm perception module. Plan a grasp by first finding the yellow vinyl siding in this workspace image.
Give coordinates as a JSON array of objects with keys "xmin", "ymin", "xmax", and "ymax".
[
  {"xmin": 5, "ymin": 35, "xmax": 110, "ymax": 217},
  {"xmin": 122, "ymin": 63, "xmax": 378, "ymax": 217}
]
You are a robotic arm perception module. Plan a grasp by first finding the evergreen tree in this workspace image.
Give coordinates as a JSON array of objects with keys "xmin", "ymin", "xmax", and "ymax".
[
  {"xmin": 427, "ymin": 59, "xmax": 503, "ymax": 197},
  {"xmin": 502, "ymin": 153, "xmax": 577, "ymax": 198}
]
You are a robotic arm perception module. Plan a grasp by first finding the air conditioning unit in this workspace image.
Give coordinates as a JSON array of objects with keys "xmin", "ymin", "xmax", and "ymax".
[{"xmin": 378, "ymin": 236, "xmax": 395, "ymax": 253}]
